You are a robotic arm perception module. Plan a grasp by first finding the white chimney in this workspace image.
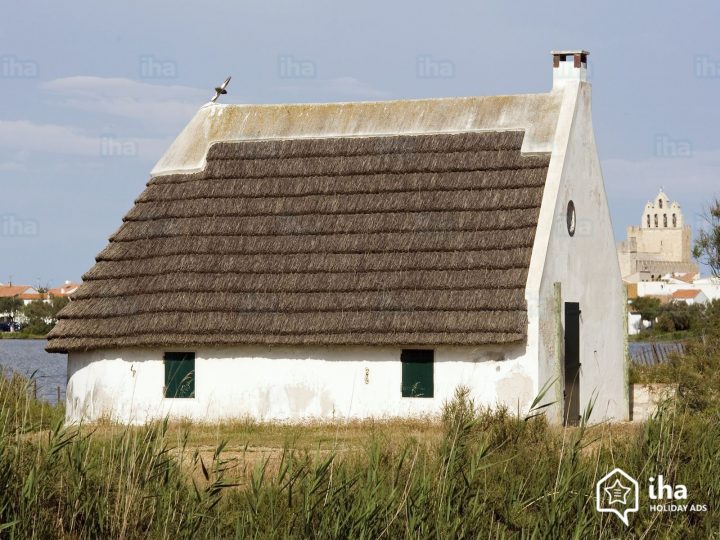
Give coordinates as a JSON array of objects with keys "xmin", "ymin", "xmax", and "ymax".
[{"xmin": 552, "ymin": 50, "xmax": 589, "ymax": 90}]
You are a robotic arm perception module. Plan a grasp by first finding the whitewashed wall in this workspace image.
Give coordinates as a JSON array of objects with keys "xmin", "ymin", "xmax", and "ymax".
[
  {"xmin": 527, "ymin": 78, "xmax": 628, "ymax": 423},
  {"xmin": 695, "ymin": 279, "xmax": 720, "ymax": 301},
  {"xmin": 65, "ymin": 344, "xmax": 536, "ymax": 424},
  {"xmin": 628, "ymin": 313, "xmax": 642, "ymax": 336},
  {"xmin": 637, "ymin": 281, "xmax": 684, "ymax": 297}
]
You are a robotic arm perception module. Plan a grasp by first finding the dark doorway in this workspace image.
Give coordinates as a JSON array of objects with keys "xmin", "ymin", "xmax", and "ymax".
[{"xmin": 563, "ymin": 302, "xmax": 581, "ymax": 426}]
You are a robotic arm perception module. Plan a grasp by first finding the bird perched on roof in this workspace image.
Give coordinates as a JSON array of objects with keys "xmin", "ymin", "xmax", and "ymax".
[{"xmin": 210, "ymin": 76, "xmax": 231, "ymax": 103}]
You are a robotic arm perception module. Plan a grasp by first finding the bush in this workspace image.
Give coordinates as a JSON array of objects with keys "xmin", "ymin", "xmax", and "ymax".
[
  {"xmin": 636, "ymin": 299, "xmax": 717, "ymax": 338},
  {"xmin": 23, "ymin": 319, "xmax": 54, "ymax": 335},
  {"xmin": 630, "ymin": 296, "xmax": 661, "ymax": 321},
  {"xmin": 656, "ymin": 312, "xmax": 676, "ymax": 332},
  {"xmin": 633, "ymin": 303, "xmax": 720, "ymax": 412}
]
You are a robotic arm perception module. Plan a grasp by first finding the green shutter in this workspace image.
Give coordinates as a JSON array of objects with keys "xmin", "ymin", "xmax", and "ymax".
[
  {"xmin": 401, "ymin": 349, "xmax": 434, "ymax": 398},
  {"xmin": 164, "ymin": 352, "xmax": 195, "ymax": 398}
]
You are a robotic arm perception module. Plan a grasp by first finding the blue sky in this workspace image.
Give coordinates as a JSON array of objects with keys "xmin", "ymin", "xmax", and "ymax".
[{"xmin": 1, "ymin": 0, "xmax": 719, "ymax": 286}]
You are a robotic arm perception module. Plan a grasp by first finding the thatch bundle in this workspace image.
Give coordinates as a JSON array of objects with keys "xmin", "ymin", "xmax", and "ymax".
[
  {"xmin": 47, "ymin": 130, "xmax": 549, "ymax": 352},
  {"xmin": 138, "ymin": 169, "xmax": 546, "ymax": 202},
  {"xmin": 72, "ymin": 268, "xmax": 529, "ymax": 297}
]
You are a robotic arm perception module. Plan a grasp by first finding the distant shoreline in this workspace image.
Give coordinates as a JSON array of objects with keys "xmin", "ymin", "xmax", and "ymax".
[{"xmin": 0, "ymin": 333, "xmax": 47, "ymax": 340}]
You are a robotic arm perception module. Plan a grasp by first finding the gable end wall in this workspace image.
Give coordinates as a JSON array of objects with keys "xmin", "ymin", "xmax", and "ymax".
[{"xmin": 527, "ymin": 81, "xmax": 627, "ymax": 423}]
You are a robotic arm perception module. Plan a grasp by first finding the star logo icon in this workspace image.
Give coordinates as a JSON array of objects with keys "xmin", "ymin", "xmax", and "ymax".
[
  {"xmin": 604, "ymin": 478, "xmax": 631, "ymax": 505},
  {"xmin": 596, "ymin": 468, "xmax": 639, "ymax": 526}
]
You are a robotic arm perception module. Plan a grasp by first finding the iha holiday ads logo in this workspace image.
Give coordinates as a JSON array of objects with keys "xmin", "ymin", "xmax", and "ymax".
[
  {"xmin": 595, "ymin": 468, "xmax": 708, "ymax": 526},
  {"xmin": 596, "ymin": 468, "xmax": 638, "ymax": 526}
]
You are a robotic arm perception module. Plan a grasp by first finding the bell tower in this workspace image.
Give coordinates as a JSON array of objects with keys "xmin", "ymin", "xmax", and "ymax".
[{"xmin": 617, "ymin": 189, "xmax": 698, "ymax": 281}]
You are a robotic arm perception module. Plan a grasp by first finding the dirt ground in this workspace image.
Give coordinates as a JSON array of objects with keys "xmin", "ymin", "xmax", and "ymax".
[
  {"xmin": 85, "ymin": 417, "xmax": 445, "ymax": 486},
  {"xmin": 25, "ymin": 416, "xmax": 643, "ymax": 487}
]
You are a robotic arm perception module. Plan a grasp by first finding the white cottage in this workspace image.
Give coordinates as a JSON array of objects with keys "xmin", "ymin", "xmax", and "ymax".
[{"xmin": 48, "ymin": 51, "xmax": 628, "ymax": 425}]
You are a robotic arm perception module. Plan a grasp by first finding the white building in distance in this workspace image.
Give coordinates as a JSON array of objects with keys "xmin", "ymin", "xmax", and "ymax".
[{"xmin": 617, "ymin": 189, "xmax": 699, "ymax": 282}]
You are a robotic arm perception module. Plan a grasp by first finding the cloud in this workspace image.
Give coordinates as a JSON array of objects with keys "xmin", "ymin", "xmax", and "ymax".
[
  {"xmin": 0, "ymin": 150, "xmax": 30, "ymax": 172},
  {"xmin": 0, "ymin": 120, "xmax": 170, "ymax": 160},
  {"xmin": 603, "ymin": 150, "xmax": 720, "ymax": 198},
  {"xmin": 0, "ymin": 120, "xmax": 98, "ymax": 155},
  {"xmin": 276, "ymin": 76, "xmax": 391, "ymax": 100},
  {"xmin": 0, "ymin": 76, "xmax": 209, "ymax": 162},
  {"xmin": 324, "ymin": 77, "xmax": 391, "ymax": 99},
  {"xmin": 0, "ymin": 161, "xmax": 26, "ymax": 172},
  {"xmin": 42, "ymin": 76, "xmax": 208, "ymax": 129},
  {"xmin": 603, "ymin": 150, "xmax": 720, "ymax": 202},
  {"xmin": 603, "ymin": 149, "xmax": 720, "ymax": 234}
]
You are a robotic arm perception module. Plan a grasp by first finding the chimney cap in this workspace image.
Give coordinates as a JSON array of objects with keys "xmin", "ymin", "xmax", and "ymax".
[
  {"xmin": 552, "ymin": 50, "xmax": 589, "ymax": 69},
  {"xmin": 551, "ymin": 50, "xmax": 590, "ymax": 56}
]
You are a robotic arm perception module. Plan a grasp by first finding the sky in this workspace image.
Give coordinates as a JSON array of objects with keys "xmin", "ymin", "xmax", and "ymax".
[{"xmin": 1, "ymin": 0, "xmax": 719, "ymax": 287}]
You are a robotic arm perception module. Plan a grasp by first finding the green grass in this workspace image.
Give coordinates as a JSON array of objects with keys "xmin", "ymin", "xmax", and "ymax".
[
  {"xmin": 628, "ymin": 329, "xmax": 693, "ymax": 342},
  {"xmin": 3, "ymin": 331, "xmax": 720, "ymax": 538},
  {"xmin": 0, "ymin": 383, "xmax": 720, "ymax": 538},
  {"xmin": 0, "ymin": 369, "xmax": 64, "ymax": 432}
]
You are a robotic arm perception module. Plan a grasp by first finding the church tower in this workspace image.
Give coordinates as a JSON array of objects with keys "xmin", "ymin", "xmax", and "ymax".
[{"xmin": 617, "ymin": 189, "xmax": 698, "ymax": 281}]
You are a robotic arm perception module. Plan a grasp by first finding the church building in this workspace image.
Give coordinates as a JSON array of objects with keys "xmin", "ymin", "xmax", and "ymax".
[{"xmin": 617, "ymin": 189, "xmax": 698, "ymax": 282}]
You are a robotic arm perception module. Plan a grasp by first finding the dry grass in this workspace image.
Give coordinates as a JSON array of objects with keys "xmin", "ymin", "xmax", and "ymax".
[
  {"xmin": 79, "ymin": 415, "xmax": 644, "ymax": 490},
  {"xmin": 89, "ymin": 416, "xmax": 443, "ymax": 458},
  {"xmin": 74, "ymin": 417, "xmax": 444, "ymax": 490},
  {"xmin": 4, "ymin": 376, "xmax": 720, "ymax": 537},
  {"xmin": 84, "ymin": 416, "xmax": 645, "ymax": 457}
]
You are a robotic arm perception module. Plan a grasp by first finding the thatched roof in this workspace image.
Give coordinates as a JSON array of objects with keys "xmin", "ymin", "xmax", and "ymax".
[{"xmin": 47, "ymin": 130, "xmax": 549, "ymax": 352}]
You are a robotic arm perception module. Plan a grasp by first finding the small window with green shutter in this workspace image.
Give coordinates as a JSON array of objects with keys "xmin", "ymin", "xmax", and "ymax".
[
  {"xmin": 401, "ymin": 349, "xmax": 434, "ymax": 398},
  {"xmin": 164, "ymin": 352, "xmax": 195, "ymax": 398}
]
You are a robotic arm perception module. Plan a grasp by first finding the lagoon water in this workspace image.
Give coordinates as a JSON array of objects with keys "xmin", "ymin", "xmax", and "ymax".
[{"xmin": 0, "ymin": 339, "xmax": 66, "ymax": 404}]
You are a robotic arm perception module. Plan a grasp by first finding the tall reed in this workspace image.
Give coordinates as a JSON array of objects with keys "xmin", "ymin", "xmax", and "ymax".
[{"xmin": 1, "ymin": 370, "xmax": 719, "ymax": 538}]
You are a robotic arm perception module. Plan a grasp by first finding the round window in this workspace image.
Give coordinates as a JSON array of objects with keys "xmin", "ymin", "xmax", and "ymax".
[{"xmin": 567, "ymin": 200, "xmax": 576, "ymax": 237}]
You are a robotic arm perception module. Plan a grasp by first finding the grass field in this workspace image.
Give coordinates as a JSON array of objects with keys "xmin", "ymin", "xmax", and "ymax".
[{"xmin": 2, "ymin": 333, "xmax": 720, "ymax": 539}]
